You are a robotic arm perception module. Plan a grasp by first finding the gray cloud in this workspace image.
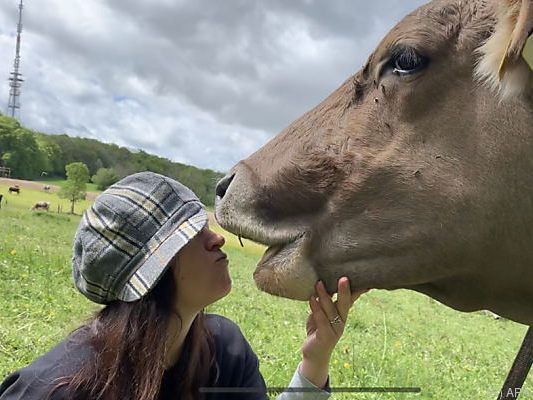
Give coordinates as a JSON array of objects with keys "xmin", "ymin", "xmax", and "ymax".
[{"xmin": 0, "ymin": 0, "xmax": 427, "ymax": 171}]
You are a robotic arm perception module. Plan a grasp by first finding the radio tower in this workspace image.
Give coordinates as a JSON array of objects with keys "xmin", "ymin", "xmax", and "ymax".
[{"xmin": 7, "ymin": 0, "xmax": 24, "ymax": 119}]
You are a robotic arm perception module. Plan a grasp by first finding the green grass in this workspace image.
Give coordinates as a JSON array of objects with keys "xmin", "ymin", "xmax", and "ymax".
[
  {"xmin": 36, "ymin": 178, "xmax": 100, "ymax": 193},
  {"xmin": 0, "ymin": 185, "xmax": 531, "ymax": 399},
  {"xmin": 0, "ymin": 182, "xmax": 93, "ymax": 215}
]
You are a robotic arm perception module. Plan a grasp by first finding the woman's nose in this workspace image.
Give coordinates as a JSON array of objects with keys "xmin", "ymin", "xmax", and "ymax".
[{"xmin": 206, "ymin": 229, "xmax": 225, "ymax": 250}]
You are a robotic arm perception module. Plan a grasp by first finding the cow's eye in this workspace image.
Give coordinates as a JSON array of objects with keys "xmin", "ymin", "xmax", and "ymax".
[{"xmin": 389, "ymin": 46, "xmax": 429, "ymax": 76}]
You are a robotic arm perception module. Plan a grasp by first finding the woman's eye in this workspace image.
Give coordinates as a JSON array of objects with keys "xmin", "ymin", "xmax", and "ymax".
[{"xmin": 389, "ymin": 46, "xmax": 429, "ymax": 76}]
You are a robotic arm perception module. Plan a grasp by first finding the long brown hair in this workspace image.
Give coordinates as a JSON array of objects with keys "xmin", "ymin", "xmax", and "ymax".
[{"xmin": 48, "ymin": 266, "xmax": 215, "ymax": 400}]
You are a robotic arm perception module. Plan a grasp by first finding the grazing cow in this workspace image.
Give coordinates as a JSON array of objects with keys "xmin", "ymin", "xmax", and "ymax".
[
  {"xmin": 0, "ymin": 194, "xmax": 3, "ymax": 209},
  {"xmin": 31, "ymin": 201, "xmax": 50, "ymax": 212},
  {"xmin": 43, "ymin": 185, "xmax": 51, "ymax": 192},
  {"xmin": 8, "ymin": 185, "xmax": 20, "ymax": 194},
  {"xmin": 215, "ymin": 0, "xmax": 533, "ymax": 326}
]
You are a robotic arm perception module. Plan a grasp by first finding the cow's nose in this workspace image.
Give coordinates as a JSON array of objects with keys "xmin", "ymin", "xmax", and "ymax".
[{"xmin": 216, "ymin": 173, "xmax": 235, "ymax": 200}]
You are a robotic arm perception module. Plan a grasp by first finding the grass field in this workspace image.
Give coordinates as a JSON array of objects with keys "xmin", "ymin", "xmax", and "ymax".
[
  {"xmin": 0, "ymin": 183, "xmax": 531, "ymax": 399},
  {"xmin": 36, "ymin": 178, "xmax": 100, "ymax": 193}
]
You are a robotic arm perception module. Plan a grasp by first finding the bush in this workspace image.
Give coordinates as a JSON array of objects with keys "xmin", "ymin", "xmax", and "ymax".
[{"xmin": 92, "ymin": 167, "xmax": 119, "ymax": 190}]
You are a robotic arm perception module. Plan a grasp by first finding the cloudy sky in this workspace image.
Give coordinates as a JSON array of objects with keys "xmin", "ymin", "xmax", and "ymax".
[{"xmin": 0, "ymin": 0, "xmax": 427, "ymax": 172}]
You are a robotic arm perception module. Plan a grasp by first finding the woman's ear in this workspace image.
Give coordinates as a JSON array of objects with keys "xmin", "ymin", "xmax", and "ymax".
[{"xmin": 476, "ymin": 0, "xmax": 533, "ymax": 98}]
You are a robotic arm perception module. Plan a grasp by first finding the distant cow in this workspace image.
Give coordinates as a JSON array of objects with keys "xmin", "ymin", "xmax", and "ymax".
[
  {"xmin": 31, "ymin": 201, "xmax": 50, "ymax": 211},
  {"xmin": 0, "ymin": 194, "xmax": 3, "ymax": 209},
  {"xmin": 8, "ymin": 186, "xmax": 20, "ymax": 194},
  {"xmin": 43, "ymin": 185, "xmax": 51, "ymax": 192}
]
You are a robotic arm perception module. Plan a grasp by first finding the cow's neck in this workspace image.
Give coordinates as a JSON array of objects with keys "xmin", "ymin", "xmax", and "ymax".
[{"xmin": 413, "ymin": 254, "xmax": 533, "ymax": 326}]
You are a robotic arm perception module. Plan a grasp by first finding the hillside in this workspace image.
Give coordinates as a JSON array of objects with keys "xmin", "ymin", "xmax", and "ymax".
[{"xmin": 0, "ymin": 115, "xmax": 224, "ymax": 206}]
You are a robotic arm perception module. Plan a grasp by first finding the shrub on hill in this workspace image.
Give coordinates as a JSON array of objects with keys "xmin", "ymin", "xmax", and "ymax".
[{"xmin": 92, "ymin": 167, "xmax": 119, "ymax": 190}]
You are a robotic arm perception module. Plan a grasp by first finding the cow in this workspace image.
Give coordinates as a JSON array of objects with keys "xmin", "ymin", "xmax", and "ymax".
[
  {"xmin": 31, "ymin": 201, "xmax": 50, "ymax": 212},
  {"xmin": 8, "ymin": 185, "xmax": 20, "ymax": 194},
  {"xmin": 0, "ymin": 194, "xmax": 3, "ymax": 209},
  {"xmin": 43, "ymin": 185, "xmax": 51, "ymax": 192},
  {"xmin": 215, "ymin": 0, "xmax": 533, "ymax": 326}
]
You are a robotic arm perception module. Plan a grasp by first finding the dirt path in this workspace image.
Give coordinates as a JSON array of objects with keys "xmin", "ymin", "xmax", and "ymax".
[{"xmin": 0, "ymin": 178, "xmax": 99, "ymax": 201}]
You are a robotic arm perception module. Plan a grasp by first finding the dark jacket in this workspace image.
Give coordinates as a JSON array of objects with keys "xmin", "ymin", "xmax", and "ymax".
[{"xmin": 0, "ymin": 314, "xmax": 330, "ymax": 400}]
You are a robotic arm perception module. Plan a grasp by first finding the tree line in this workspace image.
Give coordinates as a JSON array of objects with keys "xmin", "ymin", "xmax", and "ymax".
[{"xmin": 0, "ymin": 114, "xmax": 225, "ymax": 206}]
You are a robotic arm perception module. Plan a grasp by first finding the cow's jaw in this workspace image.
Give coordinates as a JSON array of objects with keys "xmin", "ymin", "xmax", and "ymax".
[{"xmin": 253, "ymin": 233, "xmax": 318, "ymax": 300}]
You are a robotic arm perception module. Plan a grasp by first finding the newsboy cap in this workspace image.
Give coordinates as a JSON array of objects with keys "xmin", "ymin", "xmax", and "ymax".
[{"xmin": 72, "ymin": 171, "xmax": 208, "ymax": 304}]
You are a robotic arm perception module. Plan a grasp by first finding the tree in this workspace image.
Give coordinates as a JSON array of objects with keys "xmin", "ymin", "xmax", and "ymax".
[
  {"xmin": 92, "ymin": 167, "xmax": 119, "ymax": 190},
  {"xmin": 59, "ymin": 162, "xmax": 89, "ymax": 214},
  {"xmin": 35, "ymin": 134, "xmax": 64, "ymax": 176},
  {"xmin": 0, "ymin": 116, "xmax": 48, "ymax": 179}
]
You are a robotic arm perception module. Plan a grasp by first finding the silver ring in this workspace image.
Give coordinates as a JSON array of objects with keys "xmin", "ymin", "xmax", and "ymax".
[{"xmin": 329, "ymin": 315, "xmax": 342, "ymax": 325}]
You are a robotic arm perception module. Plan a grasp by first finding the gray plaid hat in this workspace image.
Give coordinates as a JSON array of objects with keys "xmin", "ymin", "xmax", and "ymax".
[{"xmin": 72, "ymin": 171, "xmax": 208, "ymax": 304}]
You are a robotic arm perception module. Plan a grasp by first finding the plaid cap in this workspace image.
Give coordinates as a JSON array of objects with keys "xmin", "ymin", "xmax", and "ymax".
[{"xmin": 72, "ymin": 171, "xmax": 208, "ymax": 304}]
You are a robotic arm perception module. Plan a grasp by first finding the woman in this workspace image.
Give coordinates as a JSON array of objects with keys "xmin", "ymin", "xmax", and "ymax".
[{"xmin": 0, "ymin": 172, "xmax": 367, "ymax": 400}]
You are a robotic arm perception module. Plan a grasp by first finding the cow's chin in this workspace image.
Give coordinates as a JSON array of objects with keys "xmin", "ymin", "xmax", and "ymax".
[{"xmin": 253, "ymin": 235, "xmax": 318, "ymax": 301}]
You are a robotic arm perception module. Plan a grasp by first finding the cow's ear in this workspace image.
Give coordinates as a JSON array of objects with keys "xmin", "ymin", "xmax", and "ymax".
[
  {"xmin": 499, "ymin": 0, "xmax": 533, "ymax": 78},
  {"xmin": 475, "ymin": 0, "xmax": 532, "ymax": 98}
]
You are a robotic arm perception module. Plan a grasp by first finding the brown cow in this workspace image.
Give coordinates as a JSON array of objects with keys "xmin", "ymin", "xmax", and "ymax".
[
  {"xmin": 31, "ymin": 201, "xmax": 50, "ymax": 211},
  {"xmin": 215, "ymin": 0, "xmax": 533, "ymax": 326}
]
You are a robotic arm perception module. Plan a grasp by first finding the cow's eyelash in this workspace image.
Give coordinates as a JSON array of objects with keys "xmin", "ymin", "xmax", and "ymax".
[{"xmin": 380, "ymin": 45, "xmax": 430, "ymax": 77}]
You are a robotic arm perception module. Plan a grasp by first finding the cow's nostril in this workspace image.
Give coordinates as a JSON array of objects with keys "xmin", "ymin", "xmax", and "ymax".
[{"xmin": 216, "ymin": 173, "xmax": 235, "ymax": 200}]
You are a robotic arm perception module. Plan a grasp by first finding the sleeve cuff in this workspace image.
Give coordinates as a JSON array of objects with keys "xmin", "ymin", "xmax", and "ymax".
[{"xmin": 274, "ymin": 362, "xmax": 331, "ymax": 399}]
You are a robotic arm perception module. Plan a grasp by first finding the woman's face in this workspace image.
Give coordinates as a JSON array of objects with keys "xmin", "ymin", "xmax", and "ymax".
[{"xmin": 172, "ymin": 225, "xmax": 231, "ymax": 312}]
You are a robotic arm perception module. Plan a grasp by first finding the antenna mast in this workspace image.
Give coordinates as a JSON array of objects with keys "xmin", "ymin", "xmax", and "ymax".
[{"xmin": 7, "ymin": 0, "xmax": 24, "ymax": 119}]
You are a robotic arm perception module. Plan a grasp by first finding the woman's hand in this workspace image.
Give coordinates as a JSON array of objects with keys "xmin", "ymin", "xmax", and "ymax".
[{"xmin": 299, "ymin": 277, "xmax": 368, "ymax": 388}]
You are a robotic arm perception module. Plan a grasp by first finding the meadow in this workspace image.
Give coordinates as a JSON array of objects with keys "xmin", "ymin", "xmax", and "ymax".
[
  {"xmin": 36, "ymin": 178, "xmax": 100, "ymax": 193},
  {"xmin": 0, "ymin": 182, "xmax": 531, "ymax": 399}
]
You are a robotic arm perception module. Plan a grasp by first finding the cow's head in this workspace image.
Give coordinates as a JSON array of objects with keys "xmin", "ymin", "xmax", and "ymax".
[{"xmin": 215, "ymin": 0, "xmax": 533, "ymax": 324}]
